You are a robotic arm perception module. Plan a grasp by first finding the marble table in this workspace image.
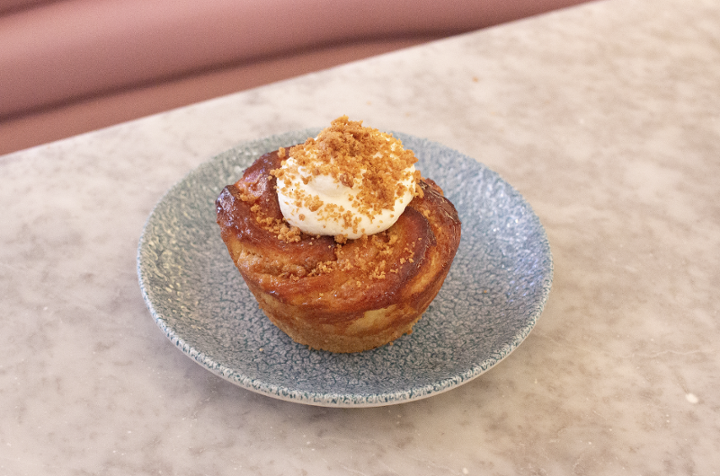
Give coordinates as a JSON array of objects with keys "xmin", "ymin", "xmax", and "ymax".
[{"xmin": 2, "ymin": 0, "xmax": 719, "ymax": 473}]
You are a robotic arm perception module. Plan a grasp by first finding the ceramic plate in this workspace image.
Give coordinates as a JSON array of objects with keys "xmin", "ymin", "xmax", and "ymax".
[{"xmin": 137, "ymin": 129, "xmax": 553, "ymax": 407}]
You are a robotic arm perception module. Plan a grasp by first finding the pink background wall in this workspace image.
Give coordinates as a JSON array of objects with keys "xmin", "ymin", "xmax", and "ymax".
[{"xmin": 0, "ymin": 0, "xmax": 592, "ymax": 154}]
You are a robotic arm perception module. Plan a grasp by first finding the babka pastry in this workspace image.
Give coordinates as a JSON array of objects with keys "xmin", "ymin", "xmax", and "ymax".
[{"xmin": 216, "ymin": 116, "xmax": 461, "ymax": 353}]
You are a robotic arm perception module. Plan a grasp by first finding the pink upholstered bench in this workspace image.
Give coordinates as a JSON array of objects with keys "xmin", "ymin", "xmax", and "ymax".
[{"xmin": 0, "ymin": 0, "xmax": 590, "ymax": 155}]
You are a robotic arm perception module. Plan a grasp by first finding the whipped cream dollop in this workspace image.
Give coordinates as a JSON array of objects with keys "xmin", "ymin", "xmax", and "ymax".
[{"xmin": 272, "ymin": 116, "xmax": 420, "ymax": 240}]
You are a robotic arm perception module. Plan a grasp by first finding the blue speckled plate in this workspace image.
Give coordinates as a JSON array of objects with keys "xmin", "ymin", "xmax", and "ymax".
[{"xmin": 137, "ymin": 129, "xmax": 553, "ymax": 407}]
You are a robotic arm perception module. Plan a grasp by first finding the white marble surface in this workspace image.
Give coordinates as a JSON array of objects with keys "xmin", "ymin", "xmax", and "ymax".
[{"xmin": 2, "ymin": 0, "xmax": 719, "ymax": 473}]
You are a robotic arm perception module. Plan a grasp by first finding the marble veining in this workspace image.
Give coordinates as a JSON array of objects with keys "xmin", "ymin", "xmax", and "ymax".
[{"xmin": 1, "ymin": 0, "xmax": 719, "ymax": 474}]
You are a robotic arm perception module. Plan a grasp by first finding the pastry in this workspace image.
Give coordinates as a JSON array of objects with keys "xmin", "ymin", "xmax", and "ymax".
[{"xmin": 216, "ymin": 116, "xmax": 461, "ymax": 352}]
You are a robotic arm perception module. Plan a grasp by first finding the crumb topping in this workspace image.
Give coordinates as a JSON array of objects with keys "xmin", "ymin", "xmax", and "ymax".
[
  {"xmin": 249, "ymin": 204, "xmax": 303, "ymax": 243},
  {"xmin": 286, "ymin": 230, "xmax": 418, "ymax": 283},
  {"xmin": 232, "ymin": 117, "xmax": 436, "ymax": 283},
  {"xmin": 271, "ymin": 115, "xmax": 422, "ymax": 236}
]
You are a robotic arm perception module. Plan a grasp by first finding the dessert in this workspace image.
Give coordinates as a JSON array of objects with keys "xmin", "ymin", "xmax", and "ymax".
[{"xmin": 216, "ymin": 116, "xmax": 461, "ymax": 353}]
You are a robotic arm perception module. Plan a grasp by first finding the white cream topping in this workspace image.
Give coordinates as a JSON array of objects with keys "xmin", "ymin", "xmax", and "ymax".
[{"xmin": 276, "ymin": 154, "xmax": 416, "ymax": 239}]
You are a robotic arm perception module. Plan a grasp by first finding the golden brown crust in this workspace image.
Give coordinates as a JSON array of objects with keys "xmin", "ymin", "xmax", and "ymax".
[{"xmin": 216, "ymin": 148, "xmax": 461, "ymax": 353}]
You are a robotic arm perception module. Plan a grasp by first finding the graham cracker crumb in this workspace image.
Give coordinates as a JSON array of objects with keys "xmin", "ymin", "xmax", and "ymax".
[
  {"xmin": 248, "ymin": 198, "xmax": 303, "ymax": 243},
  {"xmin": 270, "ymin": 116, "xmax": 422, "ymax": 226}
]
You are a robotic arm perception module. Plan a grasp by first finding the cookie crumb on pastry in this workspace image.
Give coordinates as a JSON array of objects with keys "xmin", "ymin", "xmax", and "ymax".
[{"xmin": 271, "ymin": 116, "xmax": 421, "ymax": 230}]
